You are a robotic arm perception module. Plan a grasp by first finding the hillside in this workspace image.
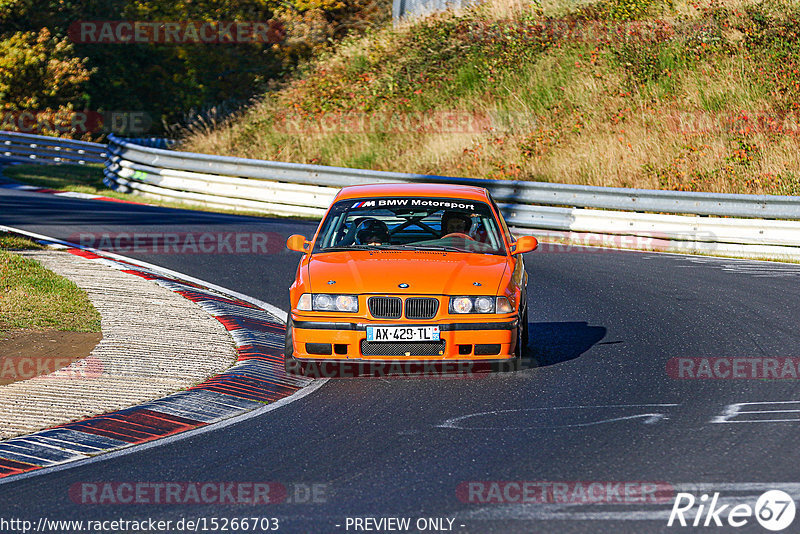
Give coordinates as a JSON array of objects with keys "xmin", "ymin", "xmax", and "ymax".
[{"xmin": 181, "ymin": 0, "xmax": 800, "ymax": 195}]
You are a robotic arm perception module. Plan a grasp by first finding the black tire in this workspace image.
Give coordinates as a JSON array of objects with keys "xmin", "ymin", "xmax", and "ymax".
[
  {"xmin": 521, "ymin": 306, "xmax": 529, "ymax": 355},
  {"xmin": 492, "ymin": 308, "xmax": 526, "ymax": 373},
  {"xmin": 509, "ymin": 307, "xmax": 528, "ymax": 371},
  {"xmin": 284, "ymin": 317, "xmax": 306, "ymax": 376}
]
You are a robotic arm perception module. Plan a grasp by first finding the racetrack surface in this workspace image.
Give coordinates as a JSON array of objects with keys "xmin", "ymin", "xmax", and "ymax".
[{"xmin": 2, "ymin": 186, "xmax": 800, "ymax": 533}]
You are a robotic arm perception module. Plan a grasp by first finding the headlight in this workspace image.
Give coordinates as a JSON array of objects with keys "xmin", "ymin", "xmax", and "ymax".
[
  {"xmin": 450, "ymin": 297, "xmax": 473, "ymax": 313},
  {"xmin": 475, "ymin": 296, "xmax": 494, "ymax": 313},
  {"xmin": 334, "ymin": 295, "xmax": 359, "ymax": 312},
  {"xmin": 449, "ymin": 296, "xmax": 515, "ymax": 314},
  {"xmin": 297, "ymin": 293, "xmax": 358, "ymax": 312}
]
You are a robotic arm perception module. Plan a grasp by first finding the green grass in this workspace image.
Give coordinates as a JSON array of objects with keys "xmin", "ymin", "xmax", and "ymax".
[
  {"xmin": 511, "ymin": 49, "xmax": 583, "ymax": 115},
  {"xmin": 0, "ymin": 234, "xmax": 43, "ymax": 250},
  {"xmin": 453, "ymin": 62, "xmax": 486, "ymax": 98},
  {"xmin": 0, "ymin": 243, "xmax": 101, "ymax": 334},
  {"xmin": 3, "ymin": 164, "xmax": 108, "ymax": 195}
]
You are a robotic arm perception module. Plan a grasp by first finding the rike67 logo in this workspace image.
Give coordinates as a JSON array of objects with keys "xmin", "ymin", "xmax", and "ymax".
[{"xmin": 668, "ymin": 490, "xmax": 796, "ymax": 531}]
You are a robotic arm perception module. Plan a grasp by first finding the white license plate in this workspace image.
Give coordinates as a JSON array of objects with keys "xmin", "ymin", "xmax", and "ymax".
[{"xmin": 366, "ymin": 326, "xmax": 440, "ymax": 342}]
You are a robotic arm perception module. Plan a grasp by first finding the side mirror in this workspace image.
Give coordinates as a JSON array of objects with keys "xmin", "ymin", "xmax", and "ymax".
[
  {"xmin": 286, "ymin": 234, "xmax": 310, "ymax": 252},
  {"xmin": 512, "ymin": 235, "xmax": 538, "ymax": 255}
]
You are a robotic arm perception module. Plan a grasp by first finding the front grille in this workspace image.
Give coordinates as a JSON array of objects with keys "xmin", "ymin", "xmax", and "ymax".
[
  {"xmin": 360, "ymin": 340, "xmax": 446, "ymax": 357},
  {"xmin": 405, "ymin": 297, "xmax": 439, "ymax": 320},
  {"xmin": 368, "ymin": 296, "xmax": 402, "ymax": 319}
]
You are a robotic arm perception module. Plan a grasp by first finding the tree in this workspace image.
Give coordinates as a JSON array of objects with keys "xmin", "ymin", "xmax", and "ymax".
[{"xmin": 0, "ymin": 27, "xmax": 91, "ymax": 109}]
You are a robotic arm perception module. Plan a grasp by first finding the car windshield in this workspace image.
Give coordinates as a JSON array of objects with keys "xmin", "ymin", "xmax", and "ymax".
[{"xmin": 313, "ymin": 197, "xmax": 507, "ymax": 255}]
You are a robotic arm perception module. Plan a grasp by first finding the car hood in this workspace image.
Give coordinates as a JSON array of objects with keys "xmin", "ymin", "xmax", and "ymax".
[{"xmin": 307, "ymin": 250, "xmax": 509, "ymax": 295}]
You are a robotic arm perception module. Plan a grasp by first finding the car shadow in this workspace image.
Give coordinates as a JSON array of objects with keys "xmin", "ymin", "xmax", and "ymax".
[
  {"xmin": 288, "ymin": 321, "xmax": 608, "ymax": 378},
  {"xmin": 521, "ymin": 321, "xmax": 608, "ymax": 370}
]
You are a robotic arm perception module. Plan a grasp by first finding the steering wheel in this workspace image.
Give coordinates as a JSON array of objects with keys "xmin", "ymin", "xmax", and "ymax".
[{"xmin": 442, "ymin": 232, "xmax": 475, "ymax": 241}]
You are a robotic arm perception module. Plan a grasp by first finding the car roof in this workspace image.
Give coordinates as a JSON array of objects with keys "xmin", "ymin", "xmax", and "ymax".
[{"xmin": 334, "ymin": 183, "xmax": 490, "ymax": 202}]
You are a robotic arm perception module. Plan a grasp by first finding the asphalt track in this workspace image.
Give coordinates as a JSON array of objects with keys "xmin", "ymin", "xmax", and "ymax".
[{"xmin": 2, "ymin": 184, "xmax": 800, "ymax": 533}]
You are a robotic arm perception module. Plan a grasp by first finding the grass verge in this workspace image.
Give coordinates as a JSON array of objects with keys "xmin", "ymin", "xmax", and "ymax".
[
  {"xmin": 0, "ymin": 233, "xmax": 101, "ymax": 336},
  {"xmin": 3, "ymin": 164, "xmax": 110, "ymax": 196}
]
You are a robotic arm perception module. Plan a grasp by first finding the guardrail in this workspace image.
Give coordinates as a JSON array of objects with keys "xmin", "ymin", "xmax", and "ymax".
[
  {"xmin": 105, "ymin": 134, "xmax": 800, "ymax": 219},
  {"xmin": 0, "ymin": 131, "xmax": 107, "ymax": 165},
  {"xmin": 4, "ymin": 130, "xmax": 800, "ymax": 259},
  {"xmin": 102, "ymin": 134, "xmax": 800, "ymax": 259}
]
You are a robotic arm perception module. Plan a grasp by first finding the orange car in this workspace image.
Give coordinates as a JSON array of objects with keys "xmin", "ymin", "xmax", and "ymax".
[{"xmin": 284, "ymin": 183, "xmax": 538, "ymax": 375}]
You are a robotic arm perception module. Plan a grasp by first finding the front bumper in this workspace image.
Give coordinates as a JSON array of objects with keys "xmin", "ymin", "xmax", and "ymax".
[
  {"xmin": 285, "ymin": 357, "xmax": 517, "ymax": 378},
  {"xmin": 290, "ymin": 316, "xmax": 519, "ymax": 361}
]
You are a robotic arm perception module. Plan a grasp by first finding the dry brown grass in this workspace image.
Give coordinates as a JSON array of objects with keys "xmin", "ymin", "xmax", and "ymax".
[{"xmin": 180, "ymin": 0, "xmax": 800, "ymax": 196}]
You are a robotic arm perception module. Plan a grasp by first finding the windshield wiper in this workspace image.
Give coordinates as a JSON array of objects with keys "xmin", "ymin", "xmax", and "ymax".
[
  {"xmin": 320, "ymin": 245, "xmax": 387, "ymax": 252},
  {"xmin": 384, "ymin": 244, "xmax": 467, "ymax": 253}
]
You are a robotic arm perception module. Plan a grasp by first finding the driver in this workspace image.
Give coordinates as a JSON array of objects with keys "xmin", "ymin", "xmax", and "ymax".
[
  {"xmin": 356, "ymin": 219, "xmax": 391, "ymax": 245},
  {"xmin": 441, "ymin": 211, "xmax": 472, "ymax": 237}
]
